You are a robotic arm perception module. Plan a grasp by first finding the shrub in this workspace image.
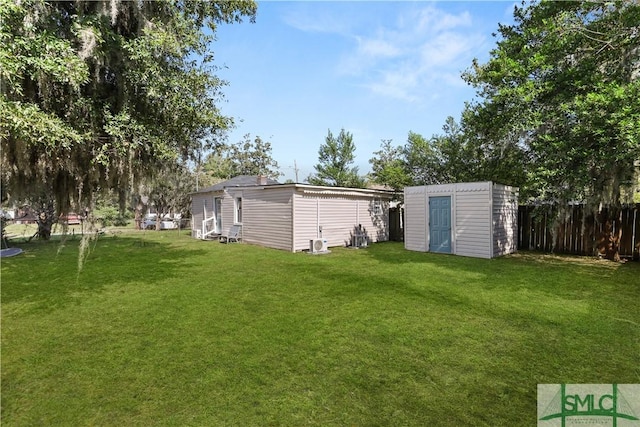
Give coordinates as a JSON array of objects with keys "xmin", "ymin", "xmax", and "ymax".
[{"xmin": 94, "ymin": 205, "xmax": 132, "ymax": 227}]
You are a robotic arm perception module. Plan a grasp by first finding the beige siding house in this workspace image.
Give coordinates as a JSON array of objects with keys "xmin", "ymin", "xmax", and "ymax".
[
  {"xmin": 404, "ymin": 182, "xmax": 518, "ymax": 258},
  {"xmin": 191, "ymin": 176, "xmax": 395, "ymax": 252}
]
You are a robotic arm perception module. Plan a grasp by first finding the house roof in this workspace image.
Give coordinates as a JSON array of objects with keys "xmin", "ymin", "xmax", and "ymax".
[
  {"xmin": 194, "ymin": 175, "xmax": 280, "ymax": 194},
  {"xmin": 192, "ymin": 175, "xmax": 398, "ymax": 199},
  {"xmin": 284, "ymin": 184, "xmax": 396, "ymax": 199}
]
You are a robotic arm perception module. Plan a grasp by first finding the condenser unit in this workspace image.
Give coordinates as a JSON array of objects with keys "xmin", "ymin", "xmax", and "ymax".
[
  {"xmin": 310, "ymin": 238, "xmax": 328, "ymax": 253},
  {"xmin": 352, "ymin": 234, "xmax": 368, "ymax": 248}
]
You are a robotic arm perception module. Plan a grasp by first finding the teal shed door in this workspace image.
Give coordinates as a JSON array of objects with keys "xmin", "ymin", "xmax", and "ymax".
[{"xmin": 429, "ymin": 196, "xmax": 451, "ymax": 253}]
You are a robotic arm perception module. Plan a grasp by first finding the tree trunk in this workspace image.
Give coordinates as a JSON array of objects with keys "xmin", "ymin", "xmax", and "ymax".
[
  {"xmin": 34, "ymin": 199, "xmax": 56, "ymax": 241},
  {"xmin": 155, "ymin": 209, "xmax": 166, "ymax": 231},
  {"xmin": 37, "ymin": 220, "xmax": 53, "ymax": 240},
  {"xmin": 1, "ymin": 217, "xmax": 8, "ymax": 249},
  {"xmin": 600, "ymin": 207, "xmax": 622, "ymax": 262},
  {"xmin": 134, "ymin": 196, "xmax": 144, "ymax": 230}
]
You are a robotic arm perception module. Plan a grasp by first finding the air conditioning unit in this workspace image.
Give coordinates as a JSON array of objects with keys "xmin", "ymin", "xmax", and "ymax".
[
  {"xmin": 352, "ymin": 233, "xmax": 368, "ymax": 248},
  {"xmin": 310, "ymin": 238, "xmax": 328, "ymax": 253}
]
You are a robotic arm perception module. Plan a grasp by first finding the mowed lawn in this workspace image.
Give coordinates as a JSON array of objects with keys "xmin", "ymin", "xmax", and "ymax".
[{"xmin": 2, "ymin": 231, "xmax": 639, "ymax": 426}]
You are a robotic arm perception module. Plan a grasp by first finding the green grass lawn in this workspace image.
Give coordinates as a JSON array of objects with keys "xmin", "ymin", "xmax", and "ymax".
[{"xmin": 2, "ymin": 231, "xmax": 639, "ymax": 426}]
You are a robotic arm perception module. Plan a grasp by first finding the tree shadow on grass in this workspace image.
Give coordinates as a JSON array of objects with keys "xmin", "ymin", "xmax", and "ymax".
[
  {"xmin": 307, "ymin": 245, "xmax": 640, "ymax": 391},
  {"xmin": 0, "ymin": 234, "xmax": 209, "ymax": 310},
  {"xmin": 360, "ymin": 242, "xmax": 640, "ymax": 293},
  {"xmin": 326, "ymin": 242, "xmax": 640, "ymax": 329}
]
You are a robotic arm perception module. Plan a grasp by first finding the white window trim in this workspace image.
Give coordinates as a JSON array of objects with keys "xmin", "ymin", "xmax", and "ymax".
[
  {"xmin": 234, "ymin": 196, "xmax": 243, "ymax": 224},
  {"xmin": 373, "ymin": 199, "xmax": 383, "ymax": 215}
]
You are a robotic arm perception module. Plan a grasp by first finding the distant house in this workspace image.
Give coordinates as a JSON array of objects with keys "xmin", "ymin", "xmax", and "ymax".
[
  {"xmin": 13, "ymin": 207, "xmax": 37, "ymax": 224},
  {"xmin": 404, "ymin": 182, "xmax": 518, "ymax": 258},
  {"xmin": 191, "ymin": 175, "xmax": 395, "ymax": 252}
]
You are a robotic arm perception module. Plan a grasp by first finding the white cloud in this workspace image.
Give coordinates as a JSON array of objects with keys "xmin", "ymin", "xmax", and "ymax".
[
  {"xmin": 414, "ymin": 6, "xmax": 472, "ymax": 34},
  {"xmin": 281, "ymin": 4, "xmax": 352, "ymax": 35},
  {"xmin": 278, "ymin": 3, "xmax": 490, "ymax": 104},
  {"xmin": 367, "ymin": 67, "xmax": 421, "ymax": 102},
  {"xmin": 418, "ymin": 31, "xmax": 481, "ymax": 73},
  {"xmin": 440, "ymin": 72, "xmax": 469, "ymax": 88},
  {"xmin": 335, "ymin": 4, "xmax": 485, "ymax": 103},
  {"xmin": 357, "ymin": 36, "xmax": 402, "ymax": 59}
]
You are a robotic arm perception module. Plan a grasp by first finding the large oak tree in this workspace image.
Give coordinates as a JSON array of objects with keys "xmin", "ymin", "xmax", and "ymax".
[
  {"xmin": 1, "ymin": 0, "xmax": 256, "ymax": 237},
  {"xmin": 464, "ymin": 1, "xmax": 640, "ymax": 260}
]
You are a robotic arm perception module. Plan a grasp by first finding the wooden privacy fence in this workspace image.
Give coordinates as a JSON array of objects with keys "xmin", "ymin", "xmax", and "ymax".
[
  {"xmin": 518, "ymin": 204, "xmax": 640, "ymax": 258},
  {"xmin": 389, "ymin": 207, "xmax": 404, "ymax": 242}
]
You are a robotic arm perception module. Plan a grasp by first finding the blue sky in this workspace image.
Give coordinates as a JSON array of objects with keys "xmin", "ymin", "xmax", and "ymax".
[{"xmin": 213, "ymin": 1, "xmax": 516, "ymax": 182}]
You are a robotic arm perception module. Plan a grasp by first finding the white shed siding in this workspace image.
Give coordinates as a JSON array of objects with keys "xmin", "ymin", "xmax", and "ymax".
[
  {"xmin": 241, "ymin": 187, "xmax": 293, "ymax": 251},
  {"xmin": 404, "ymin": 181, "xmax": 518, "ymax": 258},
  {"xmin": 404, "ymin": 186, "xmax": 428, "ymax": 252},
  {"xmin": 455, "ymin": 185, "xmax": 492, "ymax": 259},
  {"xmin": 492, "ymin": 184, "xmax": 518, "ymax": 256}
]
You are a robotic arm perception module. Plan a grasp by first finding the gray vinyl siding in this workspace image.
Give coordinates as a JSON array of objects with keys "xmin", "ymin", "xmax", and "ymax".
[
  {"xmin": 191, "ymin": 182, "xmax": 394, "ymax": 252},
  {"xmin": 404, "ymin": 186, "xmax": 428, "ymax": 252},
  {"xmin": 241, "ymin": 187, "xmax": 294, "ymax": 251},
  {"xmin": 317, "ymin": 197, "xmax": 357, "ymax": 248},
  {"xmin": 455, "ymin": 185, "xmax": 492, "ymax": 259},
  {"xmin": 224, "ymin": 189, "xmax": 244, "ymax": 227},
  {"xmin": 292, "ymin": 194, "xmax": 319, "ymax": 251},
  {"xmin": 193, "ymin": 191, "xmax": 227, "ymax": 237},
  {"xmin": 357, "ymin": 199, "xmax": 389, "ymax": 242},
  {"xmin": 191, "ymin": 193, "xmax": 207, "ymax": 237},
  {"xmin": 492, "ymin": 184, "xmax": 518, "ymax": 256},
  {"xmin": 292, "ymin": 191, "xmax": 390, "ymax": 251}
]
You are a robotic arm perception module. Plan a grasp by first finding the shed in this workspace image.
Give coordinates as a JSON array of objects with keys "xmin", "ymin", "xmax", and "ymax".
[
  {"xmin": 404, "ymin": 182, "xmax": 518, "ymax": 258},
  {"xmin": 191, "ymin": 176, "xmax": 395, "ymax": 252}
]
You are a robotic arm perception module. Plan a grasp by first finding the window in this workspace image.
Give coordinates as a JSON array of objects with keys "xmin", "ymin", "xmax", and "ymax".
[
  {"xmin": 235, "ymin": 197, "xmax": 242, "ymax": 223},
  {"xmin": 373, "ymin": 199, "xmax": 383, "ymax": 215}
]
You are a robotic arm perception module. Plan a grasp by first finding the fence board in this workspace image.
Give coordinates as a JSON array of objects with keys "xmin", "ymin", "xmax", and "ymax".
[
  {"xmin": 517, "ymin": 204, "xmax": 640, "ymax": 259},
  {"xmin": 389, "ymin": 207, "xmax": 404, "ymax": 242}
]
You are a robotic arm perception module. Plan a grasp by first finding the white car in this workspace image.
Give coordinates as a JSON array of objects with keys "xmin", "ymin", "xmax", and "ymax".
[{"xmin": 143, "ymin": 218, "xmax": 178, "ymax": 230}]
